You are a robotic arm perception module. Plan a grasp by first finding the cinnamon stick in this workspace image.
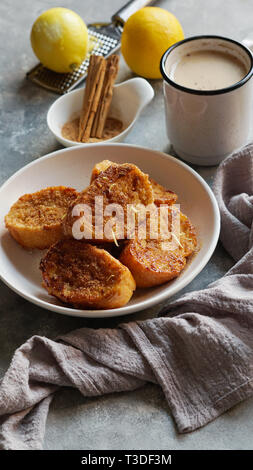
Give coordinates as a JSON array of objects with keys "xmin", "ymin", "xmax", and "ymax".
[
  {"xmin": 78, "ymin": 55, "xmax": 106, "ymax": 142},
  {"xmin": 91, "ymin": 55, "xmax": 120, "ymax": 139}
]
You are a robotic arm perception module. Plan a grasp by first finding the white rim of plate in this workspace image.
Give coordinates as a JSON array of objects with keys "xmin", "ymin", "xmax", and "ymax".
[{"xmin": 0, "ymin": 143, "xmax": 221, "ymax": 318}]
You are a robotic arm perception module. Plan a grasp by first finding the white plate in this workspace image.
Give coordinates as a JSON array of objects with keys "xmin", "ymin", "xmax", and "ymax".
[{"xmin": 0, "ymin": 144, "xmax": 220, "ymax": 318}]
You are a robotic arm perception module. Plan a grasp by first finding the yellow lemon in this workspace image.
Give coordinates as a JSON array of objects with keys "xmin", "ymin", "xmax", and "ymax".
[
  {"xmin": 121, "ymin": 7, "xmax": 184, "ymax": 79},
  {"xmin": 30, "ymin": 7, "xmax": 88, "ymax": 73}
]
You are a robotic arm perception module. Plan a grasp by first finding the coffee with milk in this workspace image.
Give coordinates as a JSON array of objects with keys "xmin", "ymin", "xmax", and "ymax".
[{"xmin": 166, "ymin": 49, "xmax": 248, "ymax": 91}]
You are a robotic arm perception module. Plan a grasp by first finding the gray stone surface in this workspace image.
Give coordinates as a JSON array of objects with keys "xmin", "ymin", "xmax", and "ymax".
[{"xmin": 0, "ymin": 0, "xmax": 252, "ymax": 450}]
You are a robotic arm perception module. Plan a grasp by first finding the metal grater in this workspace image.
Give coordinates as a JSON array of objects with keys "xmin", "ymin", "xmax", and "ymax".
[{"xmin": 26, "ymin": 0, "xmax": 156, "ymax": 94}]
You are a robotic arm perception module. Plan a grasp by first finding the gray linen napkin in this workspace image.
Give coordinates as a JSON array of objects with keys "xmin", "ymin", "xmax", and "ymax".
[{"xmin": 0, "ymin": 144, "xmax": 253, "ymax": 450}]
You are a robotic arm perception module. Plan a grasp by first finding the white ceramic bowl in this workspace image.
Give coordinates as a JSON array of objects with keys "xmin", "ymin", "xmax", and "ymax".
[
  {"xmin": 0, "ymin": 144, "xmax": 220, "ymax": 318},
  {"xmin": 47, "ymin": 78, "xmax": 154, "ymax": 147}
]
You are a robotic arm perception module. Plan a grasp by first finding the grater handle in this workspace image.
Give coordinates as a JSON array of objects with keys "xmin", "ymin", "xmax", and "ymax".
[{"xmin": 111, "ymin": 0, "xmax": 156, "ymax": 24}]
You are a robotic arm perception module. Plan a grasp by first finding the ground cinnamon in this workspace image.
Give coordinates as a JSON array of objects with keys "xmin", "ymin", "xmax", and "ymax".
[{"xmin": 62, "ymin": 116, "xmax": 123, "ymax": 143}]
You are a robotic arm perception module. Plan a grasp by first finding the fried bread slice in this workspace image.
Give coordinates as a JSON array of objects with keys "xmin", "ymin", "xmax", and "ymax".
[
  {"xmin": 63, "ymin": 163, "xmax": 153, "ymax": 242},
  {"xmin": 90, "ymin": 160, "xmax": 177, "ymax": 206},
  {"xmin": 119, "ymin": 238, "xmax": 186, "ymax": 287},
  {"xmin": 119, "ymin": 211, "xmax": 197, "ymax": 288},
  {"xmin": 179, "ymin": 212, "xmax": 198, "ymax": 257},
  {"xmin": 90, "ymin": 160, "xmax": 117, "ymax": 182},
  {"xmin": 149, "ymin": 178, "xmax": 177, "ymax": 206},
  {"xmin": 5, "ymin": 186, "xmax": 78, "ymax": 249},
  {"xmin": 40, "ymin": 240, "xmax": 136, "ymax": 309}
]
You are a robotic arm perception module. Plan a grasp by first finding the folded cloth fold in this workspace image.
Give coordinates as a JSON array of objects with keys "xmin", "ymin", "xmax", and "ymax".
[{"xmin": 0, "ymin": 144, "xmax": 253, "ymax": 450}]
